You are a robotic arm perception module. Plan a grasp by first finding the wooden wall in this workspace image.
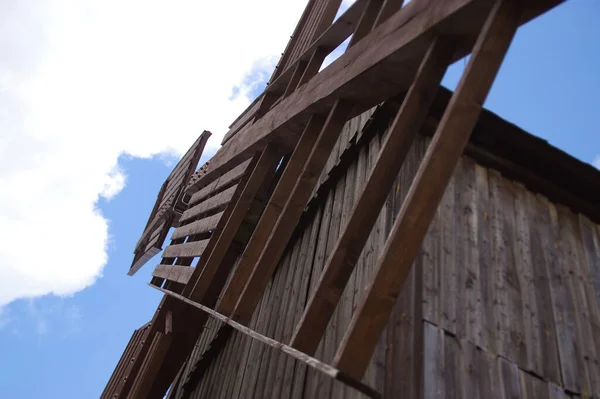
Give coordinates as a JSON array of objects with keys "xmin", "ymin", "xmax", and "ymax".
[{"xmin": 167, "ymin": 107, "xmax": 600, "ymax": 398}]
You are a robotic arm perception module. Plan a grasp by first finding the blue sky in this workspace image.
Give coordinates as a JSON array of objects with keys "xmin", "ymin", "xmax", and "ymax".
[{"xmin": 0, "ymin": 1, "xmax": 599, "ymax": 398}]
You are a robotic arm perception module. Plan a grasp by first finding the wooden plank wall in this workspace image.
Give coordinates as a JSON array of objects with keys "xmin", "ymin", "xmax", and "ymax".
[
  {"xmin": 169, "ymin": 108, "xmax": 600, "ymax": 398},
  {"xmin": 420, "ymin": 154, "xmax": 600, "ymax": 398}
]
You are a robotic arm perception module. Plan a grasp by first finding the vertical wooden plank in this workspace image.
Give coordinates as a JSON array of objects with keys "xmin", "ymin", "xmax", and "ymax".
[
  {"xmin": 475, "ymin": 164, "xmax": 495, "ymax": 354},
  {"xmin": 260, "ymin": 240, "xmax": 302, "ymax": 399},
  {"xmin": 543, "ymin": 198, "xmax": 582, "ymax": 393},
  {"xmin": 489, "ymin": 171, "xmax": 525, "ymax": 366},
  {"xmin": 576, "ymin": 214, "xmax": 600, "ymax": 399},
  {"xmin": 513, "ymin": 182, "xmax": 543, "ymax": 375},
  {"xmin": 528, "ymin": 192, "xmax": 562, "ymax": 385},
  {"xmin": 497, "ymin": 356, "xmax": 522, "ymax": 399},
  {"xmin": 281, "ymin": 211, "xmax": 322, "ymax": 399},
  {"xmin": 423, "ymin": 321, "xmax": 445, "ymax": 399},
  {"xmin": 455, "ymin": 158, "xmax": 484, "ymax": 349},
  {"xmin": 558, "ymin": 206, "xmax": 598, "ymax": 397}
]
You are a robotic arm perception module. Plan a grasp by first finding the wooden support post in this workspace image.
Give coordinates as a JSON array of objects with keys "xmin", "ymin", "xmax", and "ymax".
[
  {"xmin": 290, "ymin": 37, "xmax": 453, "ymax": 355},
  {"xmin": 333, "ymin": 0, "xmax": 522, "ymax": 379},
  {"xmin": 372, "ymin": 0, "xmax": 405, "ymax": 28},
  {"xmin": 187, "ymin": 143, "xmax": 283, "ymax": 303},
  {"xmin": 232, "ymin": 99, "xmax": 353, "ymax": 323},
  {"xmin": 217, "ymin": 114, "xmax": 327, "ymax": 316}
]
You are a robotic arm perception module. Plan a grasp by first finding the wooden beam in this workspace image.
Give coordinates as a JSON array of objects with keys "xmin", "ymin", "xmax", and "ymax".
[
  {"xmin": 290, "ymin": 37, "xmax": 453, "ymax": 355},
  {"xmin": 333, "ymin": 0, "xmax": 522, "ymax": 379},
  {"xmin": 202, "ymin": 0, "xmax": 562, "ymax": 183},
  {"xmin": 348, "ymin": 0, "xmax": 384, "ymax": 48},
  {"xmin": 232, "ymin": 100, "xmax": 353, "ymax": 323},
  {"xmin": 152, "ymin": 285, "xmax": 382, "ymax": 399},
  {"xmin": 216, "ymin": 114, "xmax": 328, "ymax": 316},
  {"xmin": 372, "ymin": 0, "xmax": 405, "ymax": 28},
  {"xmin": 187, "ymin": 143, "xmax": 283, "ymax": 303}
]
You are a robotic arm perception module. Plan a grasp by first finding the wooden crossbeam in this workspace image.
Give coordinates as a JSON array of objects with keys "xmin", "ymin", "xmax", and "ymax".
[
  {"xmin": 187, "ymin": 143, "xmax": 283, "ymax": 303},
  {"xmin": 152, "ymin": 285, "xmax": 382, "ymax": 399},
  {"xmin": 333, "ymin": 0, "xmax": 522, "ymax": 379},
  {"xmin": 203, "ymin": 0, "xmax": 562, "ymax": 182},
  {"xmin": 231, "ymin": 100, "xmax": 353, "ymax": 323},
  {"xmin": 216, "ymin": 115, "xmax": 328, "ymax": 316},
  {"xmin": 290, "ymin": 37, "xmax": 453, "ymax": 355}
]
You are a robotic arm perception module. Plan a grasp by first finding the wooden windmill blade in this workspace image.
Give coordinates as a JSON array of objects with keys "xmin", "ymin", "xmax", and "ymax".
[{"xmin": 129, "ymin": 131, "xmax": 211, "ymax": 276}]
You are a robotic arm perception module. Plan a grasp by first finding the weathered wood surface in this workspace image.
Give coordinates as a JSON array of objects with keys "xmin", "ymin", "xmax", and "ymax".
[
  {"xmin": 170, "ymin": 117, "xmax": 599, "ymax": 399},
  {"xmin": 129, "ymin": 132, "xmax": 210, "ymax": 275},
  {"xmin": 291, "ymin": 37, "xmax": 452, "ymax": 355},
  {"xmin": 180, "ymin": 184, "xmax": 238, "ymax": 223},
  {"xmin": 232, "ymin": 100, "xmax": 353, "ymax": 323},
  {"xmin": 334, "ymin": 0, "xmax": 522, "ymax": 379}
]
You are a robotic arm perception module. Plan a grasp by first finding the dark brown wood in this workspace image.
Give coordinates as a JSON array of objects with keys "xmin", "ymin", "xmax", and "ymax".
[
  {"xmin": 151, "ymin": 285, "xmax": 382, "ymax": 399},
  {"xmin": 372, "ymin": 0, "xmax": 405, "ymax": 28},
  {"xmin": 201, "ymin": 0, "xmax": 563, "ymax": 182},
  {"xmin": 187, "ymin": 143, "xmax": 283, "ymax": 303},
  {"xmin": 348, "ymin": 0, "xmax": 384, "ymax": 48},
  {"xmin": 334, "ymin": 0, "xmax": 522, "ymax": 379},
  {"xmin": 217, "ymin": 114, "xmax": 328, "ymax": 316},
  {"xmin": 130, "ymin": 131, "xmax": 211, "ymax": 275},
  {"xmin": 128, "ymin": 332, "xmax": 173, "ymax": 399},
  {"xmin": 290, "ymin": 37, "xmax": 452, "ymax": 355},
  {"xmin": 232, "ymin": 100, "xmax": 353, "ymax": 324}
]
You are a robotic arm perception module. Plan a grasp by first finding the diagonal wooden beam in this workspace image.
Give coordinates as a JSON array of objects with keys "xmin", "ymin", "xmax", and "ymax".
[
  {"xmin": 333, "ymin": 0, "xmax": 523, "ymax": 379},
  {"xmin": 372, "ymin": 0, "xmax": 405, "ymax": 28},
  {"xmin": 348, "ymin": 0, "xmax": 386, "ymax": 48},
  {"xmin": 185, "ymin": 143, "xmax": 283, "ymax": 303},
  {"xmin": 232, "ymin": 100, "xmax": 354, "ymax": 324},
  {"xmin": 290, "ymin": 37, "xmax": 453, "ymax": 355},
  {"xmin": 217, "ymin": 114, "xmax": 328, "ymax": 316}
]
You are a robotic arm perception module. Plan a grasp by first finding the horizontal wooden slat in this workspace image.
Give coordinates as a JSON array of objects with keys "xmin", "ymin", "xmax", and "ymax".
[
  {"xmin": 172, "ymin": 212, "xmax": 223, "ymax": 240},
  {"xmin": 152, "ymin": 264, "xmax": 195, "ymax": 285},
  {"xmin": 189, "ymin": 159, "xmax": 252, "ymax": 205},
  {"xmin": 162, "ymin": 239, "xmax": 210, "ymax": 259},
  {"xmin": 181, "ymin": 185, "xmax": 238, "ymax": 222},
  {"xmin": 144, "ymin": 232, "xmax": 163, "ymax": 253}
]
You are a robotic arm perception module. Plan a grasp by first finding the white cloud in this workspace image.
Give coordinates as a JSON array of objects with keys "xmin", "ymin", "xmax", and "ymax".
[
  {"xmin": 0, "ymin": 0, "xmax": 309, "ymax": 307},
  {"xmin": 593, "ymin": 155, "xmax": 600, "ymax": 169}
]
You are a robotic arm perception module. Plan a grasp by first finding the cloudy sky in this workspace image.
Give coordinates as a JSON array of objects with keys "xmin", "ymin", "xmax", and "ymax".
[{"xmin": 0, "ymin": 1, "xmax": 599, "ymax": 398}]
